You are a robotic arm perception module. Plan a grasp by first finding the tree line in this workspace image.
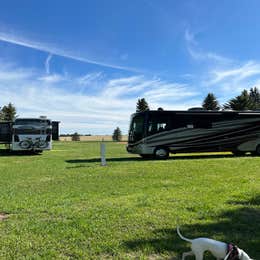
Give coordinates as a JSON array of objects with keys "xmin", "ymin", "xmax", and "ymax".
[{"xmin": 136, "ymin": 87, "xmax": 260, "ymax": 112}]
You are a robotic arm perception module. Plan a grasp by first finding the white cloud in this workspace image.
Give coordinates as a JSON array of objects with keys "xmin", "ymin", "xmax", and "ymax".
[
  {"xmin": 0, "ymin": 61, "xmax": 199, "ymax": 134},
  {"xmin": 200, "ymin": 60, "xmax": 260, "ymax": 106},
  {"xmin": 38, "ymin": 74, "xmax": 65, "ymax": 83},
  {"xmin": 183, "ymin": 28, "xmax": 260, "ymax": 103},
  {"xmin": 45, "ymin": 53, "xmax": 52, "ymax": 74},
  {"xmin": 208, "ymin": 61, "xmax": 260, "ymax": 85},
  {"xmin": 0, "ymin": 30, "xmax": 139, "ymax": 72},
  {"xmin": 76, "ymin": 72, "xmax": 103, "ymax": 86},
  {"xmin": 184, "ymin": 28, "xmax": 232, "ymax": 64},
  {"xmin": 184, "ymin": 29, "xmax": 197, "ymax": 46}
]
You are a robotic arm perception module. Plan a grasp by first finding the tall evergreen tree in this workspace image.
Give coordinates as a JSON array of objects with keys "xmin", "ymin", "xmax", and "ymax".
[
  {"xmin": 1, "ymin": 103, "xmax": 17, "ymax": 121},
  {"xmin": 136, "ymin": 98, "xmax": 149, "ymax": 112},
  {"xmin": 202, "ymin": 93, "xmax": 220, "ymax": 110},
  {"xmin": 0, "ymin": 106, "xmax": 3, "ymax": 121},
  {"xmin": 112, "ymin": 127, "xmax": 122, "ymax": 142},
  {"xmin": 249, "ymin": 87, "xmax": 260, "ymax": 109},
  {"xmin": 224, "ymin": 90, "xmax": 251, "ymax": 110}
]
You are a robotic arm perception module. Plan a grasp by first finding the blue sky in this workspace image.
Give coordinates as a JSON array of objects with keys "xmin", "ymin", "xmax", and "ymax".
[{"xmin": 1, "ymin": 0, "xmax": 260, "ymax": 134}]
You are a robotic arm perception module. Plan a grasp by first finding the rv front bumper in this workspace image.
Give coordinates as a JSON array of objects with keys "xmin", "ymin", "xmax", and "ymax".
[{"xmin": 126, "ymin": 143, "xmax": 154, "ymax": 155}]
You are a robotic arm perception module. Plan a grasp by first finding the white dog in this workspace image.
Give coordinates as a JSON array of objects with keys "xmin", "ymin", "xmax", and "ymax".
[{"xmin": 177, "ymin": 226, "xmax": 253, "ymax": 260}]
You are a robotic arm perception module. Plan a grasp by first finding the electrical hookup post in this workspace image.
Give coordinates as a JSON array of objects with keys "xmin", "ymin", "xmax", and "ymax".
[{"xmin": 100, "ymin": 139, "xmax": 107, "ymax": 166}]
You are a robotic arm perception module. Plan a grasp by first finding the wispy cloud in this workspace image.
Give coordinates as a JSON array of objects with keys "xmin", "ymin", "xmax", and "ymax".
[
  {"xmin": 76, "ymin": 72, "xmax": 103, "ymax": 86},
  {"xmin": 45, "ymin": 53, "xmax": 52, "ymax": 74},
  {"xmin": 201, "ymin": 60, "xmax": 260, "ymax": 105},
  {"xmin": 0, "ymin": 30, "xmax": 139, "ymax": 72},
  {"xmin": 38, "ymin": 74, "xmax": 65, "ymax": 83},
  {"xmin": 0, "ymin": 61, "xmax": 199, "ymax": 134},
  {"xmin": 184, "ymin": 29, "xmax": 232, "ymax": 64},
  {"xmin": 208, "ymin": 61, "xmax": 260, "ymax": 85}
]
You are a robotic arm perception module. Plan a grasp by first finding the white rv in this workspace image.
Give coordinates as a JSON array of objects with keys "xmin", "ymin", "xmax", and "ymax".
[{"xmin": 0, "ymin": 117, "xmax": 59, "ymax": 152}]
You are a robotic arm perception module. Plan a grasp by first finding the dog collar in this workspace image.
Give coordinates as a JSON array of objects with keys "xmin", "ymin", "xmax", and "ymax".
[{"xmin": 226, "ymin": 243, "xmax": 239, "ymax": 260}]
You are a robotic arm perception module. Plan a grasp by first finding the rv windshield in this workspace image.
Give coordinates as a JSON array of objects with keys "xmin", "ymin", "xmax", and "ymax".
[
  {"xmin": 129, "ymin": 115, "xmax": 144, "ymax": 143},
  {"xmin": 14, "ymin": 119, "xmax": 51, "ymax": 126}
]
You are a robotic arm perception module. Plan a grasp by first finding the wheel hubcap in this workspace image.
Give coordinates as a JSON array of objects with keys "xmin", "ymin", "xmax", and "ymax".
[{"xmin": 156, "ymin": 149, "xmax": 167, "ymax": 157}]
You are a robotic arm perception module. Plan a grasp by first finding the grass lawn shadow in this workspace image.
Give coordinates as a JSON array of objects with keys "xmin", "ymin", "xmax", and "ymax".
[
  {"xmin": 66, "ymin": 153, "xmax": 252, "ymax": 164},
  {"xmin": 66, "ymin": 157, "xmax": 143, "ymax": 164},
  {"xmin": 123, "ymin": 195, "xmax": 260, "ymax": 259},
  {"xmin": 0, "ymin": 149, "xmax": 41, "ymax": 156}
]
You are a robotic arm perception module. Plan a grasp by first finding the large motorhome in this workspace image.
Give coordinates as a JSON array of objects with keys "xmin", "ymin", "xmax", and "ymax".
[
  {"xmin": 0, "ymin": 117, "xmax": 59, "ymax": 152},
  {"xmin": 126, "ymin": 110, "xmax": 260, "ymax": 159}
]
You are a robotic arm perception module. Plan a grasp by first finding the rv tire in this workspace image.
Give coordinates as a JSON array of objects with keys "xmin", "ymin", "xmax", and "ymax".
[{"xmin": 154, "ymin": 147, "xmax": 169, "ymax": 160}]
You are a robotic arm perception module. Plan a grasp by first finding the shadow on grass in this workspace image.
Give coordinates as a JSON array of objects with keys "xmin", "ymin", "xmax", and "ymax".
[
  {"xmin": 123, "ymin": 195, "xmax": 260, "ymax": 259},
  {"xmin": 66, "ymin": 157, "xmax": 142, "ymax": 164},
  {"xmin": 0, "ymin": 149, "xmax": 41, "ymax": 156},
  {"xmin": 66, "ymin": 153, "xmax": 254, "ymax": 164}
]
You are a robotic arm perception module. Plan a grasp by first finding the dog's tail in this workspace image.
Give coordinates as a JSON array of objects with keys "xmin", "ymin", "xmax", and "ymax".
[{"xmin": 176, "ymin": 226, "xmax": 192, "ymax": 243}]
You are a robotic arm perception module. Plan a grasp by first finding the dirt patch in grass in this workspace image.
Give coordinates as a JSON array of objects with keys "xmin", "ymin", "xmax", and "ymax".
[{"xmin": 0, "ymin": 213, "xmax": 9, "ymax": 221}]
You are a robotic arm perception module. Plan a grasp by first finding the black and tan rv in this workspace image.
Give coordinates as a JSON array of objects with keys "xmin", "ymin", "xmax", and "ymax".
[{"xmin": 127, "ymin": 110, "xmax": 260, "ymax": 159}]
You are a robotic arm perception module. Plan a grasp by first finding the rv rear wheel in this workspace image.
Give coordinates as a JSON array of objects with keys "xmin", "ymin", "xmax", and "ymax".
[{"xmin": 154, "ymin": 147, "xmax": 169, "ymax": 160}]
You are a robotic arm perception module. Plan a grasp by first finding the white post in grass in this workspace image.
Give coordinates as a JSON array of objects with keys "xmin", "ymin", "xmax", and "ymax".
[{"xmin": 100, "ymin": 139, "xmax": 106, "ymax": 166}]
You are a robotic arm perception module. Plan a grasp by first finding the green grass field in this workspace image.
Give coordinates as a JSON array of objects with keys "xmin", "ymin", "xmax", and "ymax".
[{"xmin": 0, "ymin": 141, "xmax": 259, "ymax": 259}]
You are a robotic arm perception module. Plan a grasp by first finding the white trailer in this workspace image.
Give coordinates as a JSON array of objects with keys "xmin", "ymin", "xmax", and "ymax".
[{"xmin": 0, "ymin": 117, "xmax": 59, "ymax": 152}]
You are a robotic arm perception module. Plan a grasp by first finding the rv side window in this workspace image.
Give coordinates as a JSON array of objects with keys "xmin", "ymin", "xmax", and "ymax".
[
  {"xmin": 175, "ymin": 114, "xmax": 212, "ymax": 129},
  {"xmin": 148, "ymin": 115, "xmax": 171, "ymax": 135}
]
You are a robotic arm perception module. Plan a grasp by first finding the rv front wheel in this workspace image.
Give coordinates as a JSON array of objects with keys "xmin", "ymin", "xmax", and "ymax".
[{"xmin": 154, "ymin": 147, "xmax": 169, "ymax": 160}]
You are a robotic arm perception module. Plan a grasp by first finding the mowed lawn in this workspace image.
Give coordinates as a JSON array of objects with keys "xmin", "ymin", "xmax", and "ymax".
[{"xmin": 0, "ymin": 142, "xmax": 259, "ymax": 259}]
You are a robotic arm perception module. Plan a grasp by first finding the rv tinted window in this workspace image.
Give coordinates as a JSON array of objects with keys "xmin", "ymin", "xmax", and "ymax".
[
  {"xmin": 194, "ymin": 120, "xmax": 212, "ymax": 128},
  {"xmin": 130, "ymin": 115, "xmax": 144, "ymax": 142},
  {"xmin": 14, "ymin": 119, "xmax": 51, "ymax": 126},
  {"xmin": 148, "ymin": 114, "xmax": 171, "ymax": 135}
]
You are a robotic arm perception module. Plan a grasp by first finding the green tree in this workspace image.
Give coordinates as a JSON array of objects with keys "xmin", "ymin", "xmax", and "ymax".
[
  {"xmin": 0, "ymin": 107, "xmax": 3, "ymax": 121},
  {"xmin": 71, "ymin": 132, "xmax": 80, "ymax": 141},
  {"xmin": 224, "ymin": 90, "xmax": 251, "ymax": 110},
  {"xmin": 136, "ymin": 98, "xmax": 149, "ymax": 112},
  {"xmin": 112, "ymin": 127, "xmax": 122, "ymax": 142},
  {"xmin": 202, "ymin": 93, "xmax": 220, "ymax": 110},
  {"xmin": 1, "ymin": 103, "xmax": 17, "ymax": 121},
  {"xmin": 249, "ymin": 87, "xmax": 260, "ymax": 109}
]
